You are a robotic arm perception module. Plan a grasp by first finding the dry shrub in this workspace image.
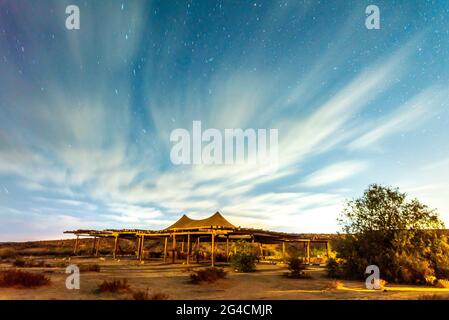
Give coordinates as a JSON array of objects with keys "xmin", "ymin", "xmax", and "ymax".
[
  {"xmin": 132, "ymin": 289, "xmax": 169, "ymax": 300},
  {"xmin": 95, "ymin": 279, "xmax": 130, "ymax": 293},
  {"xmin": 425, "ymin": 275, "xmax": 437, "ymax": 286},
  {"xmin": 13, "ymin": 259, "xmax": 45, "ymax": 268},
  {"xmin": 379, "ymin": 279, "xmax": 388, "ymax": 290},
  {"xmin": 190, "ymin": 267, "xmax": 227, "ymax": 284},
  {"xmin": 325, "ymin": 280, "xmax": 344, "ymax": 290},
  {"xmin": 79, "ymin": 264, "xmax": 100, "ymax": 272},
  {"xmin": 435, "ymin": 279, "xmax": 449, "ymax": 288},
  {"xmin": 0, "ymin": 248, "xmax": 16, "ymax": 259},
  {"xmin": 0, "ymin": 269, "xmax": 50, "ymax": 288},
  {"xmin": 326, "ymin": 258, "xmax": 344, "ymax": 278},
  {"xmin": 286, "ymin": 254, "xmax": 308, "ymax": 279}
]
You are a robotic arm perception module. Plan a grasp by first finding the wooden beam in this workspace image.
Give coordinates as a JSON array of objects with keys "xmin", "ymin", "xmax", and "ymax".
[
  {"xmin": 211, "ymin": 233, "xmax": 215, "ymax": 267},
  {"xmin": 326, "ymin": 241, "xmax": 330, "ymax": 259},
  {"xmin": 164, "ymin": 237, "xmax": 168, "ymax": 263},
  {"xmin": 91, "ymin": 237, "xmax": 97, "ymax": 255},
  {"xmin": 181, "ymin": 240, "xmax": 184, "ymax": 253},
  {"xmin": 186, "ymin": 233, "xmax": 191, "ymax": 265}
]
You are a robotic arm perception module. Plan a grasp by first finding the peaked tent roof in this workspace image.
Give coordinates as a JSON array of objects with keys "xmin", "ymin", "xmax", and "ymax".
[{"xmin": 165, "ymin": 212, "xmax": 236, "ymax": 230}]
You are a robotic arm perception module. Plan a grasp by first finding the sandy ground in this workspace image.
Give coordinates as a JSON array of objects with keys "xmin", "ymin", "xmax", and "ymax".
[{"xmin": 1, "ymin": 256, "xmax": 449, "ymax": 300}]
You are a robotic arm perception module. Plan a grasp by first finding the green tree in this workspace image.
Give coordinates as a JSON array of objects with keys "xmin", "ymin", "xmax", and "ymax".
[{"xmin": 335, "ymin": 184, "xmax": 448, "ymax": 284}]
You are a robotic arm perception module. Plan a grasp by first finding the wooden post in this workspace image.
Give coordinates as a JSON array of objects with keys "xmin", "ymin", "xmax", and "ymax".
[
  {"xmin": 172, "ymin": 234, "xmax": 176, "ymax": 264},
  {"xmin": 136, "ymin": 236, "xmax": 141, "ymax": 259},
  {"xmin": 164, "ymin": 237, "xmax": 168, "ymax": 263},
  {"xmin": 181, "ymin": 240, "xmax": 184, "ymax": 253},
  {"xmin": 91, "ymin": 237, "xmax": 97, "ymax": 255},
  {"xmin": 140, "ymin": 236, "xmax": 145, "ymax": 261},
  {"xmin": 306, "ymin": 241, "xmax": 310, "ymax": 264},
  {"xmin": 186, "ymin": 233, "xmax": 191, "ymax": 265},
  {"xmin": 95, "ymin": 238, "xmax": 100, "ymax": 256},
  {"xmin": 282, "ymin": 241, "xmax": 286, "ymax": 260},
  {"xmin": 226, "ymin": 235, "xmax": 229, "ymax": 262},
  {"xmin": 326, "ymin": 241, "xmax": 330, "ymax": 259},
  {"xmin": 73, "ymin": 235, "xmax": 79, "ymax": 255},
  {"xmin": 197, "ymin": 237, "xmax": 201, "ymax": 263},
  {"xmin": 113, "ymin": 235, "xmax": 118, "ymax": 259},
  {"xmin": 211, "ymin": 233, "xmax": 215, "ymax": 267}
]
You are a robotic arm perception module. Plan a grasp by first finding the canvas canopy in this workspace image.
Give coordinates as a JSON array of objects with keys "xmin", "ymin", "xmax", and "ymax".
[{"xmin": 165, "ymin": 212, "xmax": 236, "ymax": 230}]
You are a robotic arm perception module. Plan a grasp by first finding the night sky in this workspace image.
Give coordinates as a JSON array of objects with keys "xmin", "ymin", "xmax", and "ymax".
[{"xmin": 1, "ymin": 0, "xmax": 449, "ymax": 241}]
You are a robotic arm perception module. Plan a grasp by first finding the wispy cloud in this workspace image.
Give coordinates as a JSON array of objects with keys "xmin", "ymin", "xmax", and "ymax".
[
  {"xmin": 0, "ymin": 1, "xmax": 448, "ymax": 241},
  {"xmin": 302, "ymin": 161, "xmax": 368, "ymax": 187}
]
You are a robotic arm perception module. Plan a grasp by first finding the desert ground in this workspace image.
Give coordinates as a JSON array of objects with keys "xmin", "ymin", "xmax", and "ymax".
[{"xmin": 1, "ymin": 240, "xmax": 449, "ymax": 300}]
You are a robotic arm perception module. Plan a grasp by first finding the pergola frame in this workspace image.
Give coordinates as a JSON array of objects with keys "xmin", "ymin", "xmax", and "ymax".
[{"xmin": 65, "ymin": 226, "xmax": 331, "ymax": 267}]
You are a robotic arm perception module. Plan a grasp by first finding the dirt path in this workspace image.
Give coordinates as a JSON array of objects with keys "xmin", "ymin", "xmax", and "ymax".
[{"xmin": 1, "ymin": 257, "xmax": 449, "ymax": 300}]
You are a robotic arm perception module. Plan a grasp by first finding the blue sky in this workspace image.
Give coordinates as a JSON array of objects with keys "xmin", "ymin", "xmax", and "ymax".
[{"xmin": 0, "ymin": 0, "xmax": 449, "ymax": 241}]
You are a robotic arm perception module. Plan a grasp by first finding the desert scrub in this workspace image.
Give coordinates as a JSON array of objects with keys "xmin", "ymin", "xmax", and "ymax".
[
  {"xmin": 95, "ymin": 279, "xmax": 130, "ymax": 293},
  {"xmin": 13, "ymin": 259, "xmax": 45, "ymax": 268},
  {"xmin": 435, "ymin": 279, "xmax": 449, "ymax": 288},
  {"xmin": 230, "ymin": 240, "xmax": 257, "ymax": 272},
  {"xmin": 132, "ymin": 289, "xmax": 169, "ymax": 300},
  {"xmin": 418, "ymin": 294, "xmax": 449, "ymax": 300},
  {"xmin": 0, "ymin": 248, "xmax": 16, "ymax": 260},
  {"xmin": 190, "ymin": 267, "xmax": 227, "ymax": 283},
  {"xmin": 0, "ymin": 269, "xmax": 50, "ymax": 288},
  {"xmin": 326, "ymin": 258, "xmax": 344, "ymax": 278},
  {"xmin": 324, "ymin": 280, "xmax": 344, "ymax": 290},
  {"xmin": 285, "ymin": 250, "xmax": 310, "ymax": 279},
  {"xmin": 79, "ymin": 264, "xmax": 101, "ymax": 272}
]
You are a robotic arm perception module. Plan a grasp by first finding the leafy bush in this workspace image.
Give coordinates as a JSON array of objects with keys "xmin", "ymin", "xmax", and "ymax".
[
  {"xmin": 0, "ymin": 269, "xmax": 50, "ymax": 288},
  {"xmin": 230, "ymin": 240, "xmax": 257, "ymax": 272},
  {"xmin": 190, "ymin": 267, "xmax": 227, "ymax": 283},
  {"xmin": 335, "ymin": 184, "xmax": 449, "ymax": 284},
  {"xmin": 95, "ymin": 279, "xmax": 130, "ymax": 293},
  {"xmin": 132, "ymin": 289, "xmax": 169, "ymax": 300}
]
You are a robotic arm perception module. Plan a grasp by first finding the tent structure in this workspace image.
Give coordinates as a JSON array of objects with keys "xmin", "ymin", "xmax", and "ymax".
[{"xmin": 65, "ymin": 211, "xmax": 331, "ymax": 266}]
